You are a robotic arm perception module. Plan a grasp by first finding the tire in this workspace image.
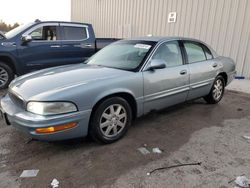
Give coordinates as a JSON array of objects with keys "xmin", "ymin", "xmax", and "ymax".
[
  {"xmin": 89, "ymin": 97, "xmax": 132, "ymax": 144},
  {"xmin": 204, "ymin": 75, "xmax": 225, "ymax": 104},
  {"xmin": 0, "ymin": 61, "xmax": 14, "ymax": 89}
]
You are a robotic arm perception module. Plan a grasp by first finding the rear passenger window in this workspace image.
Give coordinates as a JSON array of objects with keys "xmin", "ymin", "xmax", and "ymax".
[
  {"xmin": 62, "ymin": 26, "xmax": 88, "ymax": 40},
  {"xmin": 202, "ymin": 44, "xmax": 213, "ymax": 60},
  {"xmin": 184, "ymin": 42, "xmax": 206, "ymax": 63}
]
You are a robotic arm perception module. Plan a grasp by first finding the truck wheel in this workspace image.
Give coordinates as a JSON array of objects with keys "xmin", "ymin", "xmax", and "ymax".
[
  {"xmin": 0, "ymin": 61, "xmax": 14, "ymax": 89},
  {"xmin": 204, "ymin": 75, "xmax": 225, "ymax": 104},
  {"xmin": 89, "ymin": 97, "xmax": 132, "ymax": 144}
]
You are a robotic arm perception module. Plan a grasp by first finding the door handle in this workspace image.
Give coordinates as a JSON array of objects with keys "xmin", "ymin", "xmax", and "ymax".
[
  {"xmin": 180, "ymin": 70, "xmax": 187, "ymax": 75},
  {"xmin": 84, "ymin": 44, "xmax": 92, "ymax": 47},
  {"xmin": 212, "ymin": 63, "xmax": 218, "ymax": 68},
  {"xmin": 61, "ymin": 44, "xmax": 69, "ymax": 48},
  {"xmin": 50, "ymin": 45, "xmax": 61, "ymax": 48}
]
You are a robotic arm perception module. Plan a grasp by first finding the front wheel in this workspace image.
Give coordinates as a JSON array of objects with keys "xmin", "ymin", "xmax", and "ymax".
[
  {"xmin": 0, "ymin": 62, "xmax": 14, "ymax": 89},
  {"xmin": 89, "ymin": 97, "xmax": 132, "ymax": 144},
  {"xmin": 204, "ymin": 75, "xmax": 225, "ymax": 104}
]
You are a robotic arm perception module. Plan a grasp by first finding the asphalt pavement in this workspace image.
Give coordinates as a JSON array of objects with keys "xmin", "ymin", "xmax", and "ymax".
[{"xmin": 0, "ymin": 90, "xmax": 250, "ymax": 188}]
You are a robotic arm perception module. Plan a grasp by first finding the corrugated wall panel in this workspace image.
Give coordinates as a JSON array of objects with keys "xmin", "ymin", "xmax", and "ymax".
[
  {"xmin": 244, "ymin": 36, "xmax": 250, "ymax": 77},
  {"xmin": 178, "ymin": 0, "xmax": 188, "ymax": 37},
  {"xmin": 71, "ymin": 0, "xmax": 250, "ymax": 78},
  {"xmin": 237, "ymin": 0, "xmax": 250, "ymax": 76}
]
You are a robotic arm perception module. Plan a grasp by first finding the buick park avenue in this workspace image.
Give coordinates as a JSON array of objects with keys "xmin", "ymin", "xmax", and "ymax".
[{"xmin": 0, "ymin": 37, "xmax": 236, "ymax": 143}]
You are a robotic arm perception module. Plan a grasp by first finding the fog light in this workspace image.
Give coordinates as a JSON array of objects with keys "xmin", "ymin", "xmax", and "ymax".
[{"xmin": 35, "ymin": 122, "xmax": 77, "ymax": 133}]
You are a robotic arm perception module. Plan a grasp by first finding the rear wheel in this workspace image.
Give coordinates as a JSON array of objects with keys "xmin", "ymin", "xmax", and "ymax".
[
  {"xmin": 204, "ymin": 75, "xmax": 225, "ymax": 104},
  {"xmin": 0, "ymin": 61, "xmax": 14, "ymax": 89},
  {"xmin": 89, "ymin": 97, "xmax": 132, "ymax": 144}
]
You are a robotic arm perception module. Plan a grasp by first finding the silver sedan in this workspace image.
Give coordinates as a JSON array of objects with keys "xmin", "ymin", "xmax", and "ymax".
[{"xmin": 0, "ymin": 37, "xmax": 236, "ymax": 143}]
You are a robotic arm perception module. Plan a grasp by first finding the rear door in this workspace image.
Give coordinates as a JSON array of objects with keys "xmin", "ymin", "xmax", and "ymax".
[
  {"xmin": 59, "ymin": 23, "xmax": 95, "ymax": 64},
  {"xmin": 17, "ymin": 23, "xmax": 63, "ymax": 72},
  {"xmin": 143, "ymin": 40, "xmax": 190, "ymax": 114},
  {"xmin": 182, "ymin": 40, "xmax": 218, "ymax": 100}
]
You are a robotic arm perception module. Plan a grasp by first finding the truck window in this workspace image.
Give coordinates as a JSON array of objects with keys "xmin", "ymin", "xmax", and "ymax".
[
  {"xmin": 5, "ymin": 22, "xmax": 34, "ymax": 39},
  {"xmin": 29, "ymin": 26, "xmax": 58, "ymax": 41},
  {"xmin": 62, "ymin": 26, "xmax": 88, "ymax": 40}
]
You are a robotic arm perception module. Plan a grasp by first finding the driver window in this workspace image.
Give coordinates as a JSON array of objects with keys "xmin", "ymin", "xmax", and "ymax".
[
  {"xmin": 152, "ymin": 41, "xmax": 183, "ymax": 67},
  {"xmin": 29, "ymin": 26, "xmax": 58, "ymax": 41}
]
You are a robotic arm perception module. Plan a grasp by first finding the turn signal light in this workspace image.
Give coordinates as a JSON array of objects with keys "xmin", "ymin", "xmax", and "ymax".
[{"xmin": 35, "ymin": 122, "xmax": 77, "ymax": 133}]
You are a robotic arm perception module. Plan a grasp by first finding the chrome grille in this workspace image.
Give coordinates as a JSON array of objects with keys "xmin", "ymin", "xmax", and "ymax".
[{"xmin": 8, "ymin": 92, "xmax": 25, "ymax": 109}]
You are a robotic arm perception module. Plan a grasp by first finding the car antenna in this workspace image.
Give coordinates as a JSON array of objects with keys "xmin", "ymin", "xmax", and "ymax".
[{"xmin": 35, "ymin": 19, "xmax": 41, "ymax": 23}]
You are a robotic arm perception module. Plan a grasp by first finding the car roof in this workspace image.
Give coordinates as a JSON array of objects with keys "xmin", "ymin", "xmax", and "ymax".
[
  {"xmin": 130, "ymin": 36, "xmax": 179, "ymax": 42},
  {"xmin": 127, "ymin": 36, "xmax": 218, "ymax": 57},
  {"xmin": 32, "ymin": 20, "xmax": 92, "ymax": 27},
  {"xmin": 130, "ymin": 36, "xmax": 205, "ymax": 43}
]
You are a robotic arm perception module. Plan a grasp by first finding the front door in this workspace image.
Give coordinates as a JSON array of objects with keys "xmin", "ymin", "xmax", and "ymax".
[
  {"xmin": 17, "ymin": 23, "xmax": 63, "ymax": 73},
  {"xmin": 143, "ymin": 40, "xmax": 190, "ymax": 114}
]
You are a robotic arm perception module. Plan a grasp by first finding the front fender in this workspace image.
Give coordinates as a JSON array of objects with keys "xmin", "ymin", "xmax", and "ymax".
[
  {"xmin": 0, "ymin": 52, "xmax": 22, "ymax": 75},
  {"xmin": 93, "ymin": 88, "xmax": 136, "ymax": 105},
  {"xmin": 92, "ymin": 87, "xmax": 143, "ymax": 118}
]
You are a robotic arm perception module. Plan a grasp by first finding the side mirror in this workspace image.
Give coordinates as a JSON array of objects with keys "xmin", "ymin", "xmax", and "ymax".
[
  {"xmin": 21, "ymin": 35, "xmax": 32, "ymax": 43},
  {"xmin": 147, "ymin": 59, "xmax": 166, "ymax": 71}
]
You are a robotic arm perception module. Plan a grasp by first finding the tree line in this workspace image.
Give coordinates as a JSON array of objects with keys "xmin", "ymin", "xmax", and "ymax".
[{"xmin": 0, "ymin": 20, "xmax": 19, "ymax": 32}]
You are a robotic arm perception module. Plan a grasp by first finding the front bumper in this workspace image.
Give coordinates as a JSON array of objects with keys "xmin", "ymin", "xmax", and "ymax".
[{"xmin": 0, "ymin": 93, "xmax": 92, "ymax": 141}]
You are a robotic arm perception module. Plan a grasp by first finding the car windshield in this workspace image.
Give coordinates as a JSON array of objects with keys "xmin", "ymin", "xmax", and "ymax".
[
  {"xmin": 87, "ymin": 40, "xmax": 156, "ymax": 71},
  {"xmin": 5, "ymin": 23, "xmax": 34, "ymax": 39}
]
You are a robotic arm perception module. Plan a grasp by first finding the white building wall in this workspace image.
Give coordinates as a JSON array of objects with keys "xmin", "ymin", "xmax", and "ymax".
[{"xmin": 71, "ymin": 0, "xmax": 250, "ymax": 78}]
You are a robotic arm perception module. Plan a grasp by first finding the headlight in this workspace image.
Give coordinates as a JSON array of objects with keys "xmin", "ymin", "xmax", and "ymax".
[{"xmin": 27, "ymin": 101, "xmax": 77, "ymax": 115}]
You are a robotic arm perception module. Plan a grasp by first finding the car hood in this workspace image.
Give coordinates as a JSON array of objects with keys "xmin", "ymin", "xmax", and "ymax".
[
  {"xmin": 0, "ymin": 32, "xmax": 6, "ymax": 39},
  {"xmin": 9, "ymin": 64, "xmax": 133, "ymax": 100}
]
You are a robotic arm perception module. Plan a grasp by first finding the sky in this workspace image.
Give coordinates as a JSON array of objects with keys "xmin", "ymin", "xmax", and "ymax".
[{"xmin": 0, "ymin": 0, "xmax": 71, "ymax": 25}]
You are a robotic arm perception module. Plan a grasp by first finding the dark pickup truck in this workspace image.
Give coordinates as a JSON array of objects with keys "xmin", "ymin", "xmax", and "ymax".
[{"xmin": 0, "ymin": 20, "xmax": 118, "ymax": 88}]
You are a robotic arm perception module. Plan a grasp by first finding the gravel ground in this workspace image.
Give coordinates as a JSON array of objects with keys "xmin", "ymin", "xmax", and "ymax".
[{"xmin": 0, "ymin": 90, "xmax": 249, "ymax": 188}]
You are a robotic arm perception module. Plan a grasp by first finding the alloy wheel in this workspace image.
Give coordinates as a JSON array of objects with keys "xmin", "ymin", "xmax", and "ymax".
[
  {"xmin": 0, "ymin": 67, "xmax": 9, "ymax": 87},
  {"xmin": 212, "ymin": 79, "xmax": 223, "ymax": 100},
  {"xmin": 99, "ymin": 104, "xmax": 127, "ymax": 138}
]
